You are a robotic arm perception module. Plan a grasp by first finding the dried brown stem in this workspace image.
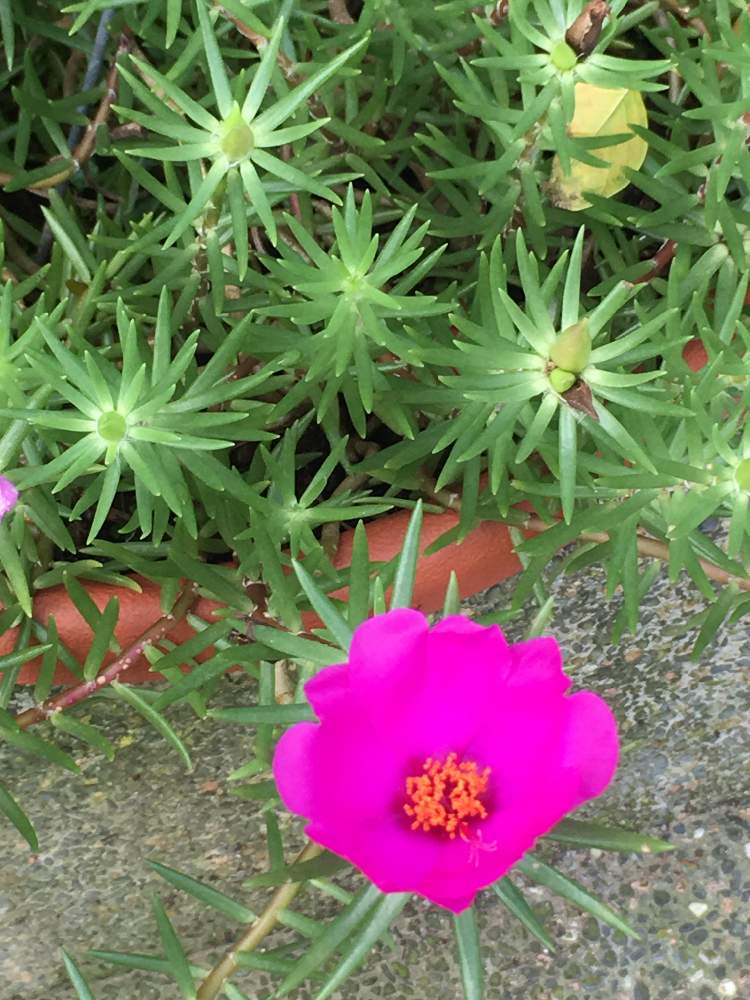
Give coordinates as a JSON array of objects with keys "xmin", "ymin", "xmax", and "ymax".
[
  {"xmin": 109, "ymin": 122, "xmax": 145, "ymax": 141},
  {"xmin": 580, "ymin": 232, "xmax": 597, "ymax": 272},
  {"xmin": 72, "ymin": 35, "xmax": 130, "ymax": 166},
  {"xmin": 274, "ymin": 660, "xmax": 295, "ymax": 704},
  {"xmin": 63, "ymin": 49, "xmax": 87, "ymax": 98},
  {"xmin": 218, "ymin": 5, "xmax": 298, "ymax": 79},
  {"xmin": 410, "ymin": 161, "xmax": 433, "ymax": 192},
  {"xmin": 524, "ymin": 517, "xmax": 750, "ymax": 592},
  {"xmin": 196, "ymin": 841, "xmax": 323, "ymax": 1000},
  {"xmin": 424, "ymin": 484, "xmax": 461, "ymax": 512},
  {"xmin": 0, "ymin": 35, "xmax": 129, "ymax": 193},
  {"xmin": 656, "ymin": 0, "xmax": 709, "ymax": 38},
  {"xmin": 14, "ymin": 583, "xmax": 200, "ymax": 731},
  {"xmin": 128, "ymin": 41, "xmax": 181, "ymax": 112},
  {"xmin": 311, "ymin": 197, "xmax": 335, "ymax": 220},
  {"xmin": 250, "ymin": 225, "xmax": 267, "ymax": 255},
  {"xmin": 282, "ymin": 144, "xmax": 303, "ymax": 221},
  {"xmin": 329, "ymin": 0, "xmax": 355, "ymax": 24},
  {"xmin": 277, "ymin": 224, "xmax": 313, "ymax": 263}
]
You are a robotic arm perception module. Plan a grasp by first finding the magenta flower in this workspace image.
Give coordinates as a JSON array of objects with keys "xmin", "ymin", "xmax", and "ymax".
[
  {"xmin": 0, "ymin": 476, "xmax": 18, "ymax": 521},
  {"xmin": 273, "ymin": 609, "xmax": 618, "ymax": 913}
]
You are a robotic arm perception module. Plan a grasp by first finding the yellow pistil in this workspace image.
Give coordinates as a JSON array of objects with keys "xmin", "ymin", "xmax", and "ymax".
[{"xmin": 404, "ymin": 753, "xmax": 491, "ymax": 839}]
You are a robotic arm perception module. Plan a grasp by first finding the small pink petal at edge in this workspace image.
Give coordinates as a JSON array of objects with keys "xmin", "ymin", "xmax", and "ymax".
[
  {"xmin": 0, "ymin": 477, "xmax": 18, "ymax": 519},
  {"xmin": 560, "ymin": 690, "xmax": 619, "ymax": 801}
]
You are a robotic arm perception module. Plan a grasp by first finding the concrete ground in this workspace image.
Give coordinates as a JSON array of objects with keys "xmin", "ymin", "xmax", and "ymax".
[{"xmin": 1, "ymin": 561, "xmax": 749, "ymax": 1000}]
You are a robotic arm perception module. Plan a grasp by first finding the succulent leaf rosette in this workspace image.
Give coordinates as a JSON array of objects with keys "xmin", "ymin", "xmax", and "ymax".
[{"xmin": 274, "ymin": 609, "xmax": 618, "ymax": 911}]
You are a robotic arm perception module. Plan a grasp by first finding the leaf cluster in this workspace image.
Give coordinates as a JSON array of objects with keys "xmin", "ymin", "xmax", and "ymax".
[
  {"xmin": 0, "ymin": 0, "xmax": 747, "ymax": 643},
  {"xmin": 0, "ymin": 1, "xmax": 744, "ymax": 994}
]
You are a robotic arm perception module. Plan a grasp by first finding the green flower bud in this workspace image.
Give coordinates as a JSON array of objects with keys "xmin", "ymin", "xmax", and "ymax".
[
  {"xmin": 735, "ymin": 458, "xmax": 750, "ymax": 491},
  {"xmin": 97, "ymin": 411, "xmax": 127, "ymax": 443},
  {"xmin": 549, "ymin": 319, "xmax": 592, "ymax": 374},
  {"xmin": 550, "ymin": 40, "xmax": 577, "ymax": 72},
  {"xmin": 548, "ymin": 368, "xmax": 576, "ymax": 394},
  {"xmin": 219, "ymin": 103, "xmax": 254, "ymax": 164}
]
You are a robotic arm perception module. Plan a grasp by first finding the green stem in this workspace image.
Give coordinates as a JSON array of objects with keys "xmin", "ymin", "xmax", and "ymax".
[{"xmin": 196, "ymin": 841, "xmax": 324, "ymax": 1000}]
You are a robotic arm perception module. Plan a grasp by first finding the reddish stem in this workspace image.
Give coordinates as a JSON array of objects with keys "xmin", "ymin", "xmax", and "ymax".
[
  {"xmin": 14, "ymin": 584, "xmax": 199, "ymax": 730},
  {"xmin": 631, "ymin": 238, "xmax": 678, "ymax": 285}
]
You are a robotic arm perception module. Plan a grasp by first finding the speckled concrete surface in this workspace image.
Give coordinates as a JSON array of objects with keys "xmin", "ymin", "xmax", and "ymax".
[{"xmin": 2, "ymin": 562, "xmax": 749, "ymax": 1000}]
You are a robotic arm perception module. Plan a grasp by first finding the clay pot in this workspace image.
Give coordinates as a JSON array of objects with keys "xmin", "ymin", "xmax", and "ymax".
[
  {"xmin": 682, "ymin": 338, "xmax": 708, "ymax": 372},
  {"xmin": 1, "ymin": 507, "xmax": 524, "ymax": 686}
]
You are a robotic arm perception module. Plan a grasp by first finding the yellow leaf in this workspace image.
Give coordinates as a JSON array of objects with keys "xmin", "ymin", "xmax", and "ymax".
[{"xmin": 548, "ymin": 83, "xmax": 648, "ymax": 211}]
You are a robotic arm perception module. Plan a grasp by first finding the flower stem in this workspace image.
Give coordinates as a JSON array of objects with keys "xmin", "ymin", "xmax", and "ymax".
[
  {"xmin": 422, "ymin": 479, "xmax": 750, "ymax": 594},
  {"xmin": 196, "ymin": 841, "xmax": 323, "ymax": 1000},
  {"xmin": 14, "ymin": 583, "xmax": 199, "ymax": 730},
  {"xmin": 524, "ymin": 517, "xmax": 750, "ymax": 592}
]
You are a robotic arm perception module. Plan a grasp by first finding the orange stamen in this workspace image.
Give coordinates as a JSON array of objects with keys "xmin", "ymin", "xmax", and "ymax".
[{"xmin": 404, "ymin": 753, "xmax": 491, "ymax": 839}]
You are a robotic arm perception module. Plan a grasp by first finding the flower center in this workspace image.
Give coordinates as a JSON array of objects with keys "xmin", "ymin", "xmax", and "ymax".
[
  {"xmin": 404, "ymin": 753, "xmax": 491, "ymax": 839},
  {"xmin": 219, "ymin": 105, "xmax": 254, "ymax": 163},
  {"xmin": 97, "ymin": 410, "xmax": 127, "ymax": 443},
  {"xmin": 221, "ymin": 120, "xmax": 254, "ymax": 161},
  {"xmin": 550, "ymin": 40, "xmax": 577, "ymax": 72}
]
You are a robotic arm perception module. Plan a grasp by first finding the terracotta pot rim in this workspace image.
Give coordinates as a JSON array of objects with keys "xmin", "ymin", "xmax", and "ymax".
[{"xmin": 2, "ymin": 504, "xmax": 527, "ymax": 687}]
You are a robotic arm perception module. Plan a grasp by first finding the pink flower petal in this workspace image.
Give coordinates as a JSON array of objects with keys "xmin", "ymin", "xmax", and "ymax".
[
  {"xmin": 421, "ymin": 890, "xmax": 475, "ymax": 914},
  {"xmin": 0, "ymin": 476, "xmax": 18, "ymax": 520},
  {"xmin": 415, "ymin": 806, "xmax": 542, "ymax": 909},
  {"xmin": 508, "ymin": 636, "xmax": 571, "ymax": 696},
  {"xmin": 308, "ymin": 816, "xmax": 440, "ymax": 894},
  {"xmin": 304, "ymin": 664, "xmax": 350, "ymax": 720},
  {"xmin": 347, "ymin": 608, "xmax": 429, "ymax": 729},
  {"xmin": 560, "ymin": 691, "xmax": 619, "ymax": 802},
  {"xmin": 274, "ymin": 711, "xmax": 404, "ymax": 827},
  {"xmin": 467, "ymin": 690, "xmax": 617, "ymax": 830},
  {"xmin": 402, "ymin": 619, "xmax": 511, "ymax": 758},
  {"xmin": 272, "ymin": 610, "xmax": 620, "ymax": 913},
  {"xmin": 465, "ymin": 694, "xmax": 570, "ymax": 811},
  {"xmin": 348, "ymin": 608, "xmax": 428, "ymax": 695},
  {"xmin": 430, "ymin": 615, "xmax": 498, "ymax": 638},
  {"xmin": 273, "ymin": 722, "xmax": 319, "ymax": 821}
]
